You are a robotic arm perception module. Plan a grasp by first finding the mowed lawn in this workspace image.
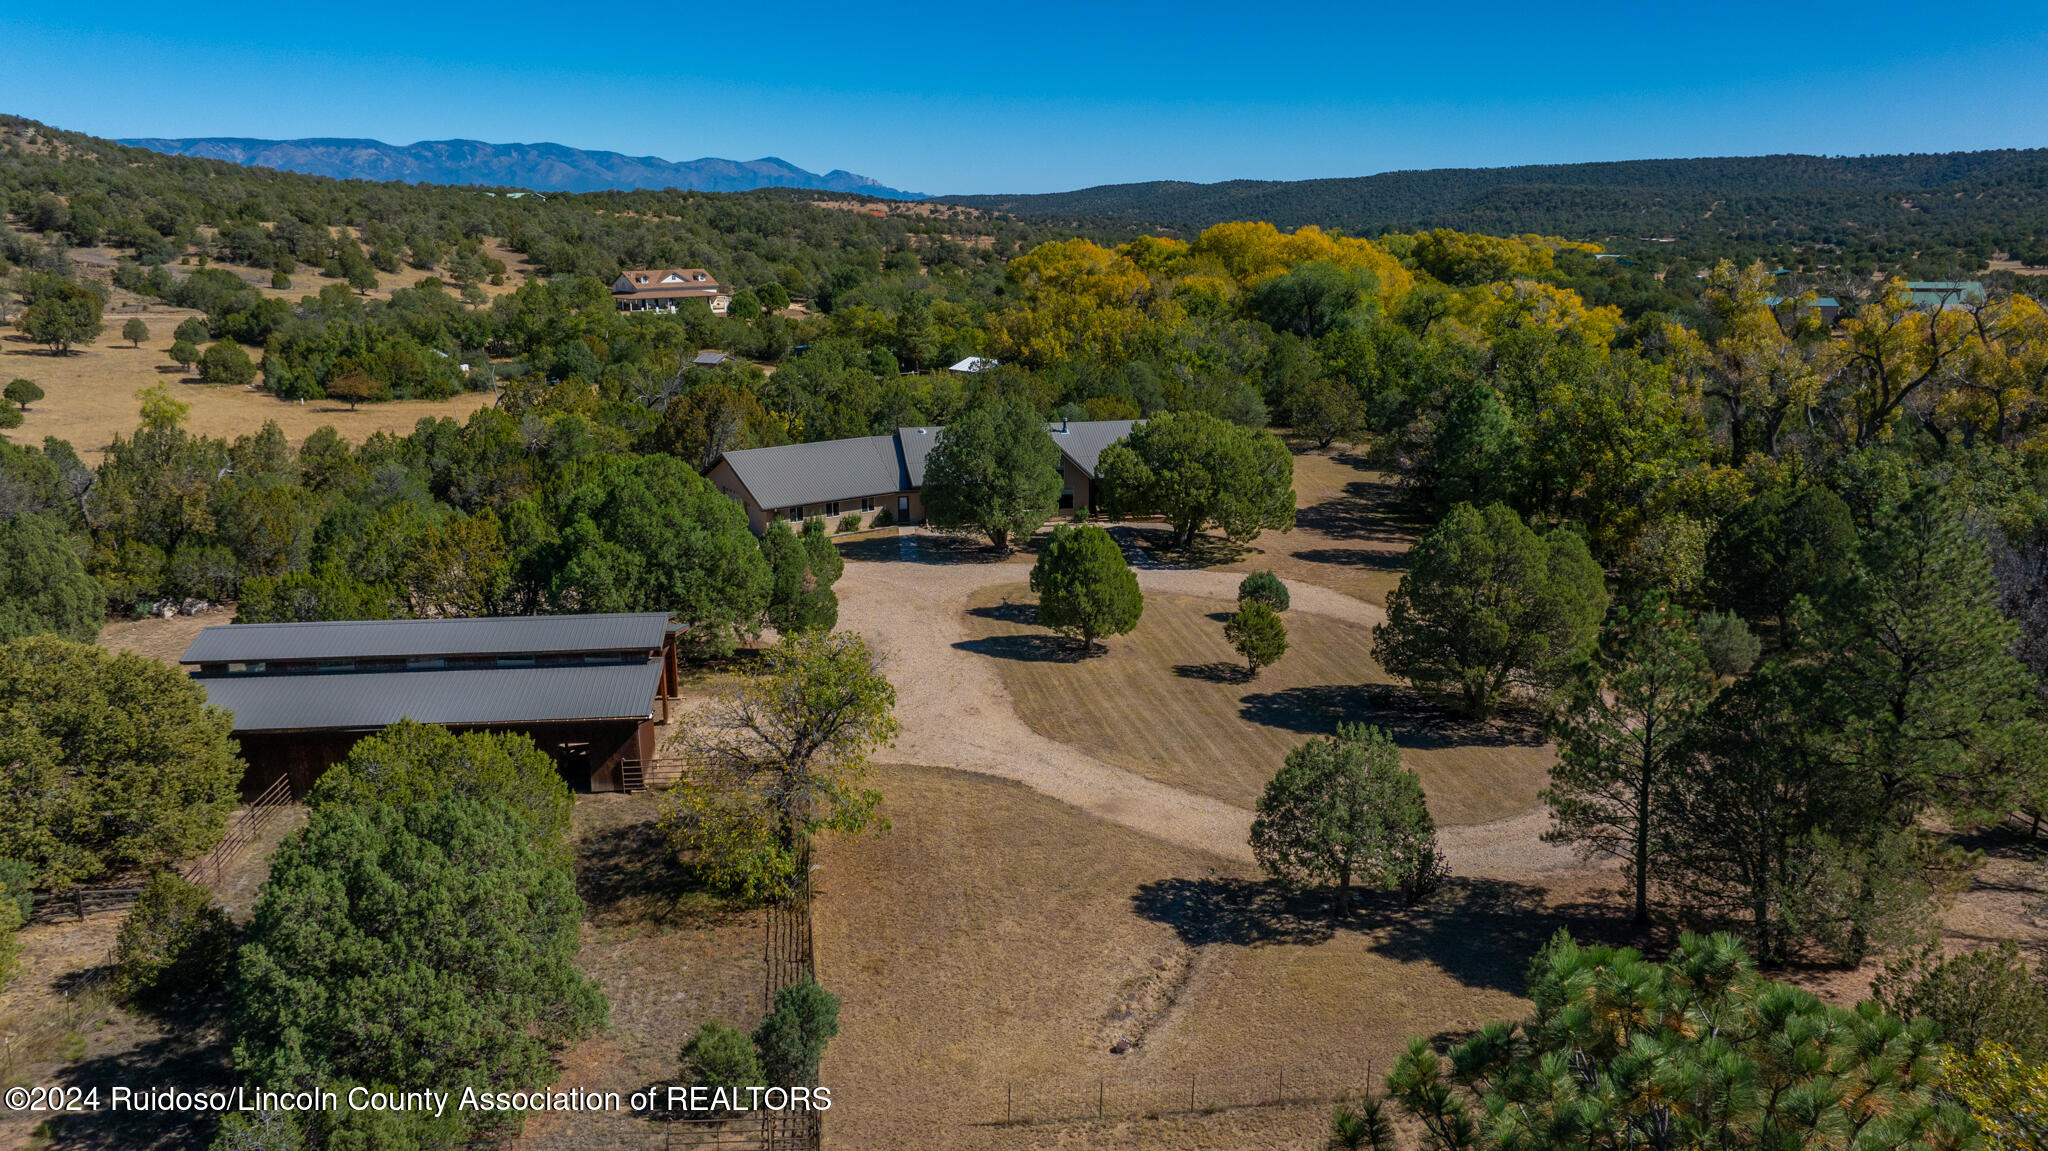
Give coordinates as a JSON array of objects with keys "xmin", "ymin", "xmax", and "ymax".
[
  {"xmin": 960, "ymin": 585, "xmax": 1553, "ymax": 828},
  {"xmin": 814, "ymin": 763, "xmax": 1542, "ymax": 1151}
]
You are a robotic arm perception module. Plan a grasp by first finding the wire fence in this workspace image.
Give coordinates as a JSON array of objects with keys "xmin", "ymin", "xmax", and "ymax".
[
  {"xmin": 763, "ymin": 838, "xmax": 815, "ymax": 1012},
  {"xmin": 474, "ymin": 1111, "xmax": 821, "ymax": 1151},
  {"xmin": 984, "ymin": 1061, "xmax": 1375, "ymax": 1128}
]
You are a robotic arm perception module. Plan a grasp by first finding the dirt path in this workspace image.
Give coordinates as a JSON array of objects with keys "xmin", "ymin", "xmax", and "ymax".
[{"xmin": 836, "ymin": 533, "xmax": 1579, "ymax": 879}]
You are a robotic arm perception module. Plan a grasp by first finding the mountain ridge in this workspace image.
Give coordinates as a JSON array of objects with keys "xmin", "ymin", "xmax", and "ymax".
[{"xmin": 119, "ymin": 135, "xmax": 927, "ymax": 199}]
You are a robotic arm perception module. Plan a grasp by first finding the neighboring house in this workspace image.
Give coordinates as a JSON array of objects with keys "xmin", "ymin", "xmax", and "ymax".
[
  {"xmin": 1906, "ymin": 281, "xmax": 1986, "ymax": 310},
  {"xmin": 705, "ymin": 419, "xmax": 1138, "ymax": 534},
  {"xmin": 181, "ymin": 613, "xmax": 682, "ymax": 798},
  {"xmin": 693, "ymin": 351, "xmax": 733, "ymax": 367},
  {"xmin": 611, "ymin": 268, "xmax": 724, "ymax": 313},
  {"xmin": 1764, "ymin": 295, "xmax": 1841, "ymax": 325},
  {"xmin": 948, "ymin": 356, "xmax": 999, "ymax": 374}
]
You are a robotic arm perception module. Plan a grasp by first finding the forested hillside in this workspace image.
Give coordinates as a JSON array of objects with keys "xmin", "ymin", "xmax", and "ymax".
[{"xmin": 943, "ymin": 150, "xmax": 2048, "ymax": 270}]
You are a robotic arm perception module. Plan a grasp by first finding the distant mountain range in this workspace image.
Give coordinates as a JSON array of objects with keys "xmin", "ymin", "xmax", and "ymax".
[
  {"xmin": 119, "ymin": 136, "xmax": 927, "ymax": 199},
  {"xmin": 937, "ymin": 150, "xmax": 2048, "ymax": 254}
]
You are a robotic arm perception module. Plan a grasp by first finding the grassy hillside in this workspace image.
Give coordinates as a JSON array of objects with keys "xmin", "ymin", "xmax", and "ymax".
[{"xmin": 940, "ymin": 150, "xmax": 2048, "ymax": 265}]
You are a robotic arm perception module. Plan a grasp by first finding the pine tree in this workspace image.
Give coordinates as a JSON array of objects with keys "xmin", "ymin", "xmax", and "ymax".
[{"xmin": 1029, "ymin": 524, "xmax": 1143, "ymax": 651}]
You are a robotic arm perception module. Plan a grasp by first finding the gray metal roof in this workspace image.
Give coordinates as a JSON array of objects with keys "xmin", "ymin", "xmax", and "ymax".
[
  {"xmin": 181, "ymin": 613, "xmax": 673, "ymax": 664},
  {"xmin": 1047, "ymin": 420, "xmax": 1137, "ymax": 478},
  {"xmin": 718, "ymin": 435, "xmax": 909, "ymax": 512},
  {"xmin": 197, "ymin": 661, "xmax": 665, "ymax": 733},
  {"xmin": 897, "ymin": 426, "xmax": 942, "ymax": 487}
]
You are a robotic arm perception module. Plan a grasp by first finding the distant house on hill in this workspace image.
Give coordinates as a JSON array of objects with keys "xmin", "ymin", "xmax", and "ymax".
[
  {"xmin": 705, "ymin": 419, "xmax": 1137, "ymax": 534},
  {"xmin": 693, "ymin": 351, "xmax": 733, "ymax": 367},
  {"xmin": 948, "ymin": 356, "xmax": 998, "ymax": 374},
  {"xmin": 1906, "ymin": 281, "xmax": 1986, "ymax": 310},
  {"xmin": 1764, "ymin": 295, "xmax": 1841, "ymax": 325},
  {"xmin": 612, "ymin": 268, "xmax": 728, "ymax": 314}
]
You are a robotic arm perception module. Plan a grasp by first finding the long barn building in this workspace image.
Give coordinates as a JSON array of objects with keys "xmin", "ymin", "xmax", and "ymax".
[{"xmin": 181, "ymin": 613, "xmax": 681, "ymax": 798}]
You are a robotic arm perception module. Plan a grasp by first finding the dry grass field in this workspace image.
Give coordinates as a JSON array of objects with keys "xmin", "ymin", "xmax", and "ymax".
[
  {"xmin": 959, "ymin": 584, "xmax": 1553, "ymax": 827},
  {"xmin": 814, "ymin": 763, "xmax": 1572, "ymax": 1151},
  {"xmin": 3, "ymin": 237, "xmax": 535, "ymax": 460}
]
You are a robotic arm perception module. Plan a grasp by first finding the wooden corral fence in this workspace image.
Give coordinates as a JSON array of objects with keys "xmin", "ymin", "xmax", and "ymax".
[
  {"xmin": 764, "ymin": 838, "xmax": 816, "ymax": 1011},
  {"xmin": 985, "ymin": 1061, "xmax": 1375, "ymax": 1128},
  {"xmin": 181, "ymin": 774, "xmax": 294, "ymax": 889}
]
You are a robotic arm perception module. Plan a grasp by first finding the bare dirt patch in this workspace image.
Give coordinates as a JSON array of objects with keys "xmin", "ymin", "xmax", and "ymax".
[
  {"xmin": 813, "ymin": 763, "xmax": 1599, "ymax": 1150},
  {"xmin": 957, "ymin": 584, "xmax": 1553, "ymax": 827}
]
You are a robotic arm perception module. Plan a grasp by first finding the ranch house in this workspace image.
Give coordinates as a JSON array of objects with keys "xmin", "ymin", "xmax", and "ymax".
[
  {"xmin": 182, "ymin": 613, "xmax": 682, "ymax": 799},
  {"xmin": 611, "ymin": 268, "xmax": 730, "ymax": 315},
  {"xmin": 705, "ymin": 420, "xmax": 1137, "ymax": 534}
]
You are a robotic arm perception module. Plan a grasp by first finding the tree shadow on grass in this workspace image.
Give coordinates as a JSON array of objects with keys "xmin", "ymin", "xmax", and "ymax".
[
  {"xmin": 836, "ymin": 532, "xmax": 1015, "ymax": 566},
  {"xmin": 577, "ymin": 817, "xmax": 732, "ymax": 929},
  {"xmin": 1134, "ymin": 874, "xmax": 1627, "ymax": 994},
  {"xmin": 1291, "ymin": 547, "xmax": 1408, "ymax": 571},
  {"xmin": 1239, "ymin": 682, "xmax": 1548, "ymax": 750},
  {"xmin": 1173, "ymin": 661, "xmax": 1248, "ymax": 684},
  {"xmin": 42, "ymin": 1000, "xmax": 233, "ymax": 1150},
  {"xmin": 953, "ymin": 635, "xmax": 1087, "ymax": 664},
  {"xmin": 1293, "ymin": 472, "xmax": 1433, "ymax": 544},
  {"xmin": 968, "ymin": 601, "xmax": 1038, "ymax": 626}
]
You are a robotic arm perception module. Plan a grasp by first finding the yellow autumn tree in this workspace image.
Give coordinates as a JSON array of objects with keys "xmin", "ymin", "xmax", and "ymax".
[
  {"xmin": 1830, "ymin": 277, "xmax": 1982, "ymax": 448},
  {"xmin": 1661, "ymin": 260, "xmax": 1829, "ymax": 463},
  {"xmin": 1943, "ymin": 1042, "xmax": 2048, "ymax": 1149},
  {"xmin": 1936, "ymin": 292, "xmax": 2048, "ymax": 451},
  {"xmin": 988, "ymin": 239, "xmax": 1169, "ymax": 367},
  {"xmin": 1186, "ymin": 221, "xmax": 1412, "ymax": 299}
]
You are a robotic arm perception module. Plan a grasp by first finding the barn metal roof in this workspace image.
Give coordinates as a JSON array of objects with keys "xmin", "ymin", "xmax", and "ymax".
[
  {"xmin": 180, "ymin": 613, "xmax": 673, "ymax": 664},
  {"xmin": 195, "ymin": 661, "xmax": 665, "ymax": 733},
  {"xmin": 717, "ymin": 435, "xmax": 910, "ymax": 512},
  {"xmin": 1048, "ymin": 420, "xmax": 1137, "ymax": 478}
]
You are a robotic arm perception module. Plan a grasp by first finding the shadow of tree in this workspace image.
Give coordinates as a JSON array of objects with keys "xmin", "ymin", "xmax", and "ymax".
[
  {"xmin": 1134, "ymin": 875, "xmax": 1634, "ymax": 994},
  {"xmin": 1120, "ymin": 526, "xmax": 1250, "ymax": 568},
  {"xmin": 1240, "ymin": 683, "xmax": 1548, "ymax": 749},
  {"xmin": 42, "ymin": 1008, "xmax": 233, "ymax": 1149},
  {"xmin": 837, "ymin": 532, "xmax": 1023, "ymax": 566},
  {"xmin": 1173, "ymin": 661, "xmax": 1247, "ymax": 684},
  {"xmin": 967, "ymin": 601, "xmax": 1038, "ymax": 626},
  {"xmin": 1291, "ymin": 547, "xmax": 1408, "ymax": 571},
  {"xmin": 577, "ymin": 817, "xmax": 730, "ymax": 929},
  {"xmin": 953, "ymin": 635, "xmax": 1087, "ymax": 664}
]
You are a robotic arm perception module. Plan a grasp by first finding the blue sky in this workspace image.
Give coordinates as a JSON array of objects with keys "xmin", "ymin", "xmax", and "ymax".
[{"xmin": 4, "ymin": 0, "xmax": 2046, "ymax": 194}]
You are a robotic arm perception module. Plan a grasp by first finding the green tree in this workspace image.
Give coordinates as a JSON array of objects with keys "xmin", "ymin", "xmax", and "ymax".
[
  {"xmin": 753, "ymin": 979, "xmax": 840, "ymax": 1087},
  {"xmin": 0, "ymin": 637, "xmax": 241, "ymax": 892},
  {"xmin": 174, "ymin": 317, "xmax": 210, "ymax": 344},
  {"xmin": 1029, "ymin": 523, "xmax": 1143, "ymax": 651},
  {"xmin": 18, "ymin": 276, "xmax": 103, "ymax": 353},
  {"xmin": 759, "ymin": 518, "xmax": 837, "ymax": 635},
  {"xmin": 0, "ymin": 512, "xmax": 105, "ymax": 641},
  {"xmin": 551, "ymin": 454, "xmax": 772, "ymax": 657},
  {"xmin": 1238, "ymin": 569, "xmax": 1290, "ymax": 612},
  {"xmin": 200, "ymin": 340, "xmax": 258, "ymax": 386},
  {"xmin": 169, "ymin": 338, "xmax": 201, "ymax": 373},
  {"xmin": 1249, "ymin": 725, "xmax": 1445, "ymax": 917},
  {"xmin": 0, "ymin": 873, "xmax": 20, "ymax": 990},
  {"xmin": 4, "ymin": 378, "xmax": 43, "ymax": 410},
  {"xmin": 1386, "ymin": 930, "xmax": 1975, "ymax": 1151},
  {"xmin": 1247, "ymin": 261, "xmax": 1376, "ymax": 338},
  {"xmin": 235, "ymin": 567, "xmax": 399, "ymax": 623},
  {"xmin": 1095, "ymin": 410, "xmax": 1295, "ymax": 549},
  {"xmin": 1706, "ymin": 483, "xmax": 1856, "ymax": 632},
  {"xmin": 111, "ymin": 870, "xmax": 236, "ymax": 1003},
  {"xmin": 920, "ymin": 396, "xmax": 1063, "ymax": 552},
  {"xmin": 1289, "ymin": 375, "xmax": 1364, "ymax": 449},
  {"xmin": 1373, "ymin": 502, "xmax": 1608, "ymax": 718},
  {"xmin": 0, "ymin": 400, "xmax": 19, "ymax": 431},
  {"xmin": 1225, "ymin": 599, "xmax": 1289, "ymax": 677},
  {"xmin": 307, "ymin": 720, "xmax": 572, "ymax": 848},
  {"xmin": 679, "ymin": 1020, "xmax": 763, "ymax": 1095},
  {"xmin": 1326, "ymin": 1095, "xmax": 1398, "ymax": 1151},
  {"xmin": 1542, "ymin": 594, "xmax": 1716, "ymax": 926},
  {"xmin": 1875, "ymin": 941, "xmax": 2048, "ymax": 1059},
  {"xmin": 347, "ymin": 263, "xmax": 379, "ymax": 295},
  {"xmin": 1429, "ymin": 383, "xmax": 1522, "ymax": 513},
  {"xmin": 671, "ymin": 631, "xmax": 898, "ymax": 854},
  {"xmin": 233, "ymin": 799, "xmax": 606, "ymax": 1095},
  {"xmin": 1696, "ymin": 609, "xmax": 1761, "ymax": 676},
  {"xmin": 122, "ymin": 317, "xmax": 150, "ymax": 347}
]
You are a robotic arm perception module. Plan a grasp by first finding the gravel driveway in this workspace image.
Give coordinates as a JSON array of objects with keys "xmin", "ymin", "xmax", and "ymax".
[{"xmin": 835, "ymin": 530, "xmax": 1581, "ymax": 879}]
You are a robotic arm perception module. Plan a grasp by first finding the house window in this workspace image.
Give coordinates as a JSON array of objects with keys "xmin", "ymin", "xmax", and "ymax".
[
  {"xmin": 860, "ymin": 496, "xmax": 874, "ymax": 512},
  {"xmin": 826, "ymin": 501, "xmax": 841, "ymax": 517},
  {"xmin": 787, "ymin": 507, "xmax": 804, "ymax": 522}
]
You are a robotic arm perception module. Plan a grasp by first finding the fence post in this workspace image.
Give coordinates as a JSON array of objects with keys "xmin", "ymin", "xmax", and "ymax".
[
  {"xmin": 1278, "ymin": 1065, "xmax": 1283, "ymax": 1105},
  {"xmin": 1188, "ymin": 1070, "xmax": 1195, "ymax": 1114},
  {"xmin": 1097, "ymin": 1075, "xmax": 1103, "ymax": 1120},
  {"xmin": 1006, "ymin": 1081, "xmax": 1012, "ymax": 1125}
]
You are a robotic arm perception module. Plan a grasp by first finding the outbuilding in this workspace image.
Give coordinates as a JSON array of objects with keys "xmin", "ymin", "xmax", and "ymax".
[{"xmin": 181, "ymin": 613, "xmax": 681, "ymax": 798}]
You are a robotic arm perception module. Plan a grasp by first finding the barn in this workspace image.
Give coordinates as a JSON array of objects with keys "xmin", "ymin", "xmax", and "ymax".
[{"xmin": 180, "ymin": 613, "xmax": 682, "ymax": 799}]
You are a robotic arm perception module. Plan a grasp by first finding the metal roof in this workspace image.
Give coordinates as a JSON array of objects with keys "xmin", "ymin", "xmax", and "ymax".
[
  {"xmin": 181, "ymin": 613, "xmax": 674, "ymax": 664},
  {"xmin": 196, "ymin": 662, "xmax": 665, "ymax": 733},
  {"xmin": 1048, "ymin": 420, "xmax": 1138, "ymax": 478},
  {"xmin": 897, "ymin": 426, "xmax": 941, "ymax": 487},
  {"xmin": 718, "ymin": 435, "xmax": 910, "ymax": 512}
]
